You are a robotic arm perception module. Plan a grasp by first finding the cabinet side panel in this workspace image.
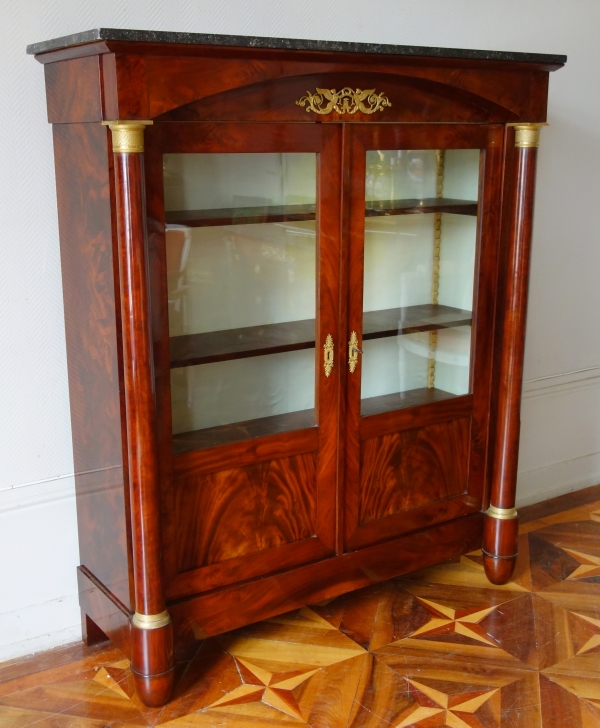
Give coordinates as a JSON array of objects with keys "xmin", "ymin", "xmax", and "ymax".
[{"xmin": 53, "ymin": 122, "xmax": 131, "ymax": 609}]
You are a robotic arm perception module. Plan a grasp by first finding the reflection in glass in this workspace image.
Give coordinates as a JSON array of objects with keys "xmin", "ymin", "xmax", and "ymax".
[
  {"xmin": 361, "ymin": 149, "xmax": 480, "ymax": 416},
  {"xmin": 163, "ymin": 153, "xmax": 317, "ymax": 451}
]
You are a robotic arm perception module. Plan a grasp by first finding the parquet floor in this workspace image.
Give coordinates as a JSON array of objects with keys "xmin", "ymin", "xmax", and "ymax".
[{"xmin": 3, "ymin": 489, "xmax": 600, "ymax": 727}]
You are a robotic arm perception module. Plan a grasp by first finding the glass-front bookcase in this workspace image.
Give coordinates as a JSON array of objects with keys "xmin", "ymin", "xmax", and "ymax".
[{"xmin": 32, "ymin": 25, "xmax": 561, "ymax": 706}]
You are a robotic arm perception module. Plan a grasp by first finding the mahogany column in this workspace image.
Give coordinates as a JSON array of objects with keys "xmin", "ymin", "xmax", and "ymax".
[
  {"xmin": 104, "ymin": 120, "xmax": 175, "ymax": 706},
  {"xmin": 483, "ymin": 123, "xmax": 546, "ymax": 584}
]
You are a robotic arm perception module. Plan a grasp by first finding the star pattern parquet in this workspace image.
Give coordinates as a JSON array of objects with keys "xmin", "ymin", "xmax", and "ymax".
[{"xmin": 3, "ymin": 493, "xmax": 600, "ymax": 728}]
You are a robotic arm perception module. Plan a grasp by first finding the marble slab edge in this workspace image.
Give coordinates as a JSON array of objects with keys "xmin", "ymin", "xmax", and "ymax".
[{"xmin": 26, "ymin": 27, "xmax": 567, "ymax": 65}]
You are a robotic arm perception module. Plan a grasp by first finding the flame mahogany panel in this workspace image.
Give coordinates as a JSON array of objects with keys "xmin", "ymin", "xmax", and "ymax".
[
  {"xmin": 53, "ymin": 123, "xmax": 132, "ymax": 609},
  {"xmin": 165, "ymin": 450, "xmax": 338, "ymax": 600},
  {"xmin": 360, "ymin": 417, "xmax": 471, "ymax": 525},
  {"xmin": 174, "ymin": 452, "xmax": 318, "ymax": 572},
  {"xmin": 143, "ymin": 52, "xmax": 550, "ymax": 123},
  {"xmin": 172, "ymin": 427, "xmax": 319, "ymax": 477}
]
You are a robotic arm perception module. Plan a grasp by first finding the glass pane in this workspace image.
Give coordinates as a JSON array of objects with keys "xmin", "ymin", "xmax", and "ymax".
[
  {"xmin": 361, "ymin": 149, "xmax": 479, "ymax": 417},
  {"xmin": 163, "ymin": 153, "xmax": 317, "ymax": 452}
]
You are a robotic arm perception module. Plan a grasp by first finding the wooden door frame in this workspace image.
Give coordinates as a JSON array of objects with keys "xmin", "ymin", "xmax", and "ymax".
[
  {"xmin": 342, "ymin": 123, "xmax": 505, "ymax": 551},
  {"xmin": 144, "ymin": 121, "xmax": 344, "ymax": 599}
]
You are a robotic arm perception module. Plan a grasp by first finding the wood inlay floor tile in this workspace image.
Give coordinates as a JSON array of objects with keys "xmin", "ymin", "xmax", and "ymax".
[
  {"xmin": 155, "ymin": 640, "xmax": 244, "ymax": 722},
  {"xmin": 310, "ymin": 584, "xmax": 383, "ymax": 649},
  {"xmin": 368, "ymin": 583, "xmax": 536, "ymax": 675},
  {"xmin": 0, "ymin": 645, "xmax": 126, "ymax": 699},
  {"xmin": 0, "ymin": 660, "xmax": 162, "ymax": 725},
  {"xmin": 351, "ymin": 653, "xmax": 539, "ymax": 727},
  {"xmin": 4, "ymin": 493, "xmax": 600, "ymax": 726},
  {"xmin": 346, "ymin": 654, "xmax": 413, "ymax": 728},
  {"xmin": 0, "ymin": 705, "xmax": 147, "ymax": 728},
  {"xmin": 539, "ymin": 673, "xmax": 600, "ymax": 728},
  {"xmin": 523, "ymin": 497, "xmax": 600, "ymax": 528}
]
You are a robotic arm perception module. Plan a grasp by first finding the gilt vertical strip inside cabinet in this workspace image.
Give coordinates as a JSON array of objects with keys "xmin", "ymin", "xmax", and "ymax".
[{"xmin": 28, "ymin": 29, "xmax": 565, "ymax": 706}]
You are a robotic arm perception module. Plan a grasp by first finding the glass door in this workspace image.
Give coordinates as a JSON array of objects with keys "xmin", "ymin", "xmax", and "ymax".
[
  {"xmin": 361, "ymin": 148, "xmax": 477, "ymax": 413},
  {"xmin": 145, "ymin": 123, "xmax": 342, "ymax": 598},
  {"xmin": 344, "ymin": 124, "xmax": 503, "ymax": 551},
  {"xmin": 164, "ymin": 151, "xmax": 318, "ymax": 452}
]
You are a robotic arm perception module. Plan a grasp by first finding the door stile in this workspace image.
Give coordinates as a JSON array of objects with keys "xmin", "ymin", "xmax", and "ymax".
[
  {"xmin": 334, "ymin": 123, "xmax": 353, "ymax": 555},
  {"xmin": 314, "ymin": 125, "xmax": 343, "ymax": 551},
  {"xmin": 144, "ymin": 132, "xmax": 178, "ymax": 593},
  {"xmin": 344, "ymin": 130, "xmax": 369, "ymax": 547},
  {"xmin": 466, "ymin": 126, "xmax": 505, "ymax": 511}
]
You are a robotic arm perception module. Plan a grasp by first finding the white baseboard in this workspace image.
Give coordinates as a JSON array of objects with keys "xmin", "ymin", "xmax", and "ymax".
[
  {"xmin": 0, "ymin": 593, "xmax": 82, "ymax": 663},
  {"xmin": 517, "ymin": 365, "xmax": 600, "ymax": 506},
  {"xmin": 516, "ymin": 451, "xmax": 600, "ymax": 507},
  {"xmin": 0, "ymin": 476, "xmax": 81, "ymax": 663}
]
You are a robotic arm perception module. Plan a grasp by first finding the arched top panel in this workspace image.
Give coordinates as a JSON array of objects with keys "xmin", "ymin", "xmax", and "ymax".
[{"xmin": 156, "ymin": 71, "xmax": 520, "ymax": 124}]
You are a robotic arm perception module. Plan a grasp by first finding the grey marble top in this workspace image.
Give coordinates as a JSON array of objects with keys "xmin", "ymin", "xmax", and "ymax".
[{"xmin": 26, "ymin": 28, "xmax": 567, "ymax": 65}]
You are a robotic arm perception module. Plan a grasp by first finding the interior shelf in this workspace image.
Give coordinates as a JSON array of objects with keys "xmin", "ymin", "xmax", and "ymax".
[
  {"xmin": 361, "ymin": 387, "xmax": 457, "ymax": 418},
  {"xmin": 170, "ymin": 303, "xmax": 473, "ymax": 368},
  {"xmin": 164, "ymin": 197, "xmax": 477, "ymax": 228},
  {"xmin": 365, "ymin": 197, "xmax": 478, "ymax": 218},
  {"xmin": 362, "ymin": 303, "xmax": 472, "ymax": 341},
  {"xmin": 165, "ymin": 203, "xmax": 316, "ymax": 228},
  {"xmin": 173, "ymin": 409, "xmax": 316, "ymax": 454},
  {"xmin": 170, "ymin": 318, "xmax": 315, "ymax": 368}
]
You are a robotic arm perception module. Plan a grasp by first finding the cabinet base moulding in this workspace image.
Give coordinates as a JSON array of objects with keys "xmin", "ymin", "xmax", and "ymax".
[
  {"xmin": 77, "ymin": 567, "xmax": 131, "ymax": 657},
  {"xmin": 79, "ymin": 512, "xmax": 483, "ymax": 655}
]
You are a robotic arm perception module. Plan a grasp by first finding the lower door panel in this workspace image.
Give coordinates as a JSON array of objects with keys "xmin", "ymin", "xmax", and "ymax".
[
  {"xmin": 347, "ymin": 412, "xmax": 479, "ymax": 550},
  {"xmin": 360, "ymin": 416, "xmax": 471, "ymax": 523},
  {"xmin": 165, "ymin": 430, "xmax": 334, "ymax": 600}
]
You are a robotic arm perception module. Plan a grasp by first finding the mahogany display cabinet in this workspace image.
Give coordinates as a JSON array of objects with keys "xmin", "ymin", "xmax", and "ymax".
[{"xmin": 28, "ymin": 29, "xmax": 565, "ymax": 706}]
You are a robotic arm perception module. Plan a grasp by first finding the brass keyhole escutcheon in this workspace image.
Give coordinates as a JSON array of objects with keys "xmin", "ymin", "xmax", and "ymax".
[
  {"xmin": 348, "ymin": 331, "xmax": 362, "ymax": 373},
  {"xmin": 323, "ymin": 334, "xmax": 334, "ymax": 377}
]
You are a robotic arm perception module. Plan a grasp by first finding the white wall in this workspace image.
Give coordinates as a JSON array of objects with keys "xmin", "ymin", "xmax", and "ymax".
[{"xmin": 1, "ymin": 0, "xmax": 599, "ymax": 661}]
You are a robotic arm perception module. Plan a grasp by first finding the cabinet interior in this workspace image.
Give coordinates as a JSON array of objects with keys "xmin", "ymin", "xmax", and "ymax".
[{"xmin": 163, "ymin": 147, "xmax": 480, "ymax": 452}]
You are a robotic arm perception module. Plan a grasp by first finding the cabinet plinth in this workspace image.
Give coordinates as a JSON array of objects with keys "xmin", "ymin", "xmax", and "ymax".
[{"xmin": 31, "ymin": 30, "xmax": 564, "ymax": 707}]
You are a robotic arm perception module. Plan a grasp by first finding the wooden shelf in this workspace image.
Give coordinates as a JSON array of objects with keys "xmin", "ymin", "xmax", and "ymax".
[
  {"xmin": 365, "ymin": 197, "xmax": 477, "ymax": 217},
  {"xmin": 172, "ymin": 409, "xmax": 315, "ymax": 454},
  {"xmin": 362, "ymin": 304, "xmax": 472, "ymax": 341},
  {"xmin": 170, "ymin": 304, "xmax": 472, "ymax": 368},
  {"xmin": 165, "ymin": 203, "xmax": 315, "ymax": 228},
  {"xmin": 164, "ymin": 198, "xmax": 477, "ymax": 228},
  {"xmin": 361, "ymin": 387, "xmax": 457, "ymax": 418},
  {"xmin": 170, "ymin": 318, "xmax": 315, "ymax": 368}
]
